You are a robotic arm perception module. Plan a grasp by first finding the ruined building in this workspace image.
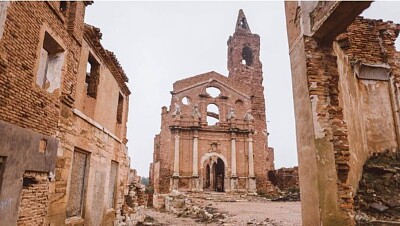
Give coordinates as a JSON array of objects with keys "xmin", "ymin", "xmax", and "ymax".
[
  {"xmin": 150, "ymin": 10, "xmax": 274, "ymax": 197},
  {"xmin": 285, "ymin": 1, "xmax": 400, "ymax": 225},
  {"xmin": 0, "ymin": 2, "xmax": 134, "ymax": 225}
]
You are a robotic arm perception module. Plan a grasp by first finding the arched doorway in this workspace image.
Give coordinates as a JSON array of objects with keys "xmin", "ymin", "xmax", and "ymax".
[
  {"xmin": 200, "ymin": 152, "xmax": 228, "ymax": 192},
  {"xmin": 205, "ymin": 164, "xmax": 210, "ymax": 188},
  {"xmin": 214, "ymin": 158, "xmax": 225, "ymax": 192}
]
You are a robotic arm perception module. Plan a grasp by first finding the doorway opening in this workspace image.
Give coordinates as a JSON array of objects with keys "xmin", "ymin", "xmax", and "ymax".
[{"xmin": 203, "ymin": 157, "xmax": 225, "ymax": 192}]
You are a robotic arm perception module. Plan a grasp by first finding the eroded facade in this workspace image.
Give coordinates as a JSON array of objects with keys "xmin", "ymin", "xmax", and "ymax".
[
  {"xmin": 0, "ymin": 2, "xmax": 133, "ymax": 225},
  {"xmin": 150, "ymin": 10, "xmax": 274, "ymax": 197},
  {"xmin": 285, "ymin": 1, "xmax": 400, "ymax": 225}
]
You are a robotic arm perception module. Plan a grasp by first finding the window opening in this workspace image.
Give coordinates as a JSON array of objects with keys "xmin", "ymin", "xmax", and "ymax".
[
  {"xmin": 206, "ymin": 87, "xmax": 221, "ymax": 98},
  {"xmin": 207, "ymin": 103, "xmax": 219, "ymax": 125},
  {"xmin": 240, "ymin": 18, "xmax": 248, "ymax": 29},
  {"xmin": 36, "ymin": 32, "xmax": 65, "ymax": 93},
  {"xmin": 182, "ymin": 96, "xmax": 190, "ymax": 105},
  {"xmin": 241, "ymin": 46, "xmax": 253, "ymax": 66},
  {"xmin": 117, "ymin": 93, "xmax": 124, "ymax": 124},
  {"xmin": 60, "ymin": 1, "xmax": 67, "ymax": 12},
  {"xmin": 85, "ymin": 53, "xmax": 100, "ymax": 98}
]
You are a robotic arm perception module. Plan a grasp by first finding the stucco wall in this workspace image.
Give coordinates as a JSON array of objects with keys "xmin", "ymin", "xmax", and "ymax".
[{"xmin": 0, "ymin": 121, "xmax": 58, "ymax": 225}]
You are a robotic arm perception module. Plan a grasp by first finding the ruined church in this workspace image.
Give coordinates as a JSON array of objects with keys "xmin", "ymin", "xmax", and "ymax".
[{"xmin": 150, "ymin": 10, "xmax": 274, "ymax": 195}]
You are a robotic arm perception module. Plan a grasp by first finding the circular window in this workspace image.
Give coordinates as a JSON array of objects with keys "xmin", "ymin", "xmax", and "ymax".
[{"xmin": 182, "ymin": 96, "xmax": 190, "ymax": 105}]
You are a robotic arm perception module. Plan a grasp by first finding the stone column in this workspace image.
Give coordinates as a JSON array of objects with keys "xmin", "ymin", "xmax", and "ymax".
[
  {"xmin": 248, "ymin": 135, "xmax": 256, "ymax": 193},
  {"xmin": 192, "ymin": 134, "xmax": 198, "ymax": 176},
  {"xmin": 231, "ymin": 137, "xmax": 237, "ymax": 176},
  {"xmin": 248, "ymin": 137, "xmax": 254, "ymax": 177},
  {"xmin": 191, "ymin": 132, "xmax": 200, "ymax": 191},
  {"xmin": 230, "ymin": 135, "xmax": 238, "ymax": 192},
  {"xmin": 173, "ymin": 133, "xmax": 180, "ymax": 176}
]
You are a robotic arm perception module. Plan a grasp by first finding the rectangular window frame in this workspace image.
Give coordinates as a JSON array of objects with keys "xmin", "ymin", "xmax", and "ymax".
[
  {"xmin": 35, "ymin": 30, "xmax": 65, "ymax": 94},
  {"xmin": 85, "ymin": 53, "xmax": 100, "ymax": 99}
]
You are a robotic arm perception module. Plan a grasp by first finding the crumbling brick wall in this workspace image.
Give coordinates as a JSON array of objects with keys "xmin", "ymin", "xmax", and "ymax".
[
  {"xmin": 0, "ymin": 2, "xmax": 133, "ymax": 225},
  {"xmin": 150, "ymin": 10, "xmax": 274, "ymax": 195},
  {"xmin": 331, "ymin": 16, "xmax": 400, "ymax": 217},
  {"xmin": 16, "ymin": 171, "xmax": 49, "ymax": 226},
  {"xmin": 285, "ymin": 2, "xmax": 400, "ymax": 224},
  {"xmin": 269, "ymin": 167, "xmax": 299, "ymax": 191},
  {"xmin": 0, "ymin": 2, "xmax": 88, "ymax": 137}
]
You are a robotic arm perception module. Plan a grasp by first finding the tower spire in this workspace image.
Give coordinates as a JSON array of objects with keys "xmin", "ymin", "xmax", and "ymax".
[{"xmin": 235, "ymin": 9, "xmax": 251, "ymax": 34}]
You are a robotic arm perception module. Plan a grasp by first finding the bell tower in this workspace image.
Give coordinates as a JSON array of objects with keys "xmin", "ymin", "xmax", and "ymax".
[
  {"xmin": 228, "ymin": 9, "xmax": 273, "ymax": 193},
  {"xmin": 227, "ymin": 9, "xmax": 263, "ymax": 85}
]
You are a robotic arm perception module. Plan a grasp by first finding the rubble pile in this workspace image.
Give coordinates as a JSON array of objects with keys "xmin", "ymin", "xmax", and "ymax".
[
  {"xmin": 354, "ymin": 152, "xmax": 400, "ymax": 224},
  {"xmin": 246, "ymin": 217, "xmax": 280, "ymax": 226},
  {"xmin": 271, "ymin": 190, "xmax": 300, "ymax": 202},
  {"xmin": 163, "ymin": 190, "xmax": 227, "ymax": 223},
  {"xmin": 268, "ymin": 167, "xmax": 300, "ymax": 202},
  {"xmin": 119, "ymin": 171, "xmax": 148, "ymax": 226}
]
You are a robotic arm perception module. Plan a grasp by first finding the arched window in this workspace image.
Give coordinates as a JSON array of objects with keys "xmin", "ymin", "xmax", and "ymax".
[
  {"xmin": 241, "ymin": 46, "xmax": 253, "ymax": 66},
  {"xmin": 207, "ymin": 103, "xmax": 219, "ymax": 125},
  {"xmin": 206, "ymin": 87, "xmax": 221, "ymax": 98}
]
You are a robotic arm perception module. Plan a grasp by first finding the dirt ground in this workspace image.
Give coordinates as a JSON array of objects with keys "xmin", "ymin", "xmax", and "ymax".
[{"xmin": 143, "ymin": 200, "xmax": 301, "ymax": 226}]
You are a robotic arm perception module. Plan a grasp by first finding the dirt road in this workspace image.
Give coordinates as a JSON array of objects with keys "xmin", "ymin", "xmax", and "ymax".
[{"xmin": 143, "ymin": 200, "xmax": 301, "ymax": 226}]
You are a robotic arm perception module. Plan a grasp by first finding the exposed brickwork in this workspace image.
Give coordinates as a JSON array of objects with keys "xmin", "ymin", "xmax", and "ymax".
[
  {"xmin": 150, "ymin": 10, "xmax": 274, "ymax": 196},
  {"xmin": 0, "ymin": 2, "xmax": 135, "ymax": 226},
  {"xmin": 0, "ymin": 2, "xmax": 86, "ymax": 136},
  {"xmin": 269, "ymin": 167, "xmax": 299, "ymax": 191},
  {"xmin": 285, "ymin": 2, "xmax": 400, "ymax": 224},
  {"xmin": 304, "ymin": 36, "xmax": 354, "ymax": 213},
  {"xmin": 333, "ymin": 16, "xmax": 400, "ymax": 214},
  {"xmin": 17, "ymin": 171, "xmax": 49, "ymax": 226}
]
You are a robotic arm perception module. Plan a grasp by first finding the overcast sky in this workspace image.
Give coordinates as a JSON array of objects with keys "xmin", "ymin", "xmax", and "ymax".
[{"xmin": 85, "ymin": 1, "xmax": 400, "ymax": 177}]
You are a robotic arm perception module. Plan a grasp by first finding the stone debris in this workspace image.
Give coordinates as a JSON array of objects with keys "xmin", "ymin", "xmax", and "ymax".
[
  {"xmin": 118, "ymin": 170, "xmax": 148, "ymax": 226},
  {"xmin": 161, "ymin": 190, "xmax": 227, "ymax": 224},
  {"xmin": 267, "ymin": 167, "xmax": 300, "ymax": 202},
  {"xmin": 142, "ymin": 191, "xmax": 302, "ymax": 225},
  {"xmin": 271, "ymin": 192, "xmax": 300, "ymax": 202},
  {"xmin": 246, "ymin": 217, "xmax": 280, "ymax": 226},
  {"xmin": 354, "ymin": 152, "xmax": 400, "ymax": 224}
]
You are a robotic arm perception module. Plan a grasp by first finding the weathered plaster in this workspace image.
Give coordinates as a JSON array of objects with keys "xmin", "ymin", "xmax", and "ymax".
[{"xmin": 0, "ymin": 1, "xmax": 10, "ymax": 40}]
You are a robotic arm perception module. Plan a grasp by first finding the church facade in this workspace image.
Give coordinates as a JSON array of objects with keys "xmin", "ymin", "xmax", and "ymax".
[{"xmin": 150, "ymin": 10, "xmax": 274, "ymax": 195}]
